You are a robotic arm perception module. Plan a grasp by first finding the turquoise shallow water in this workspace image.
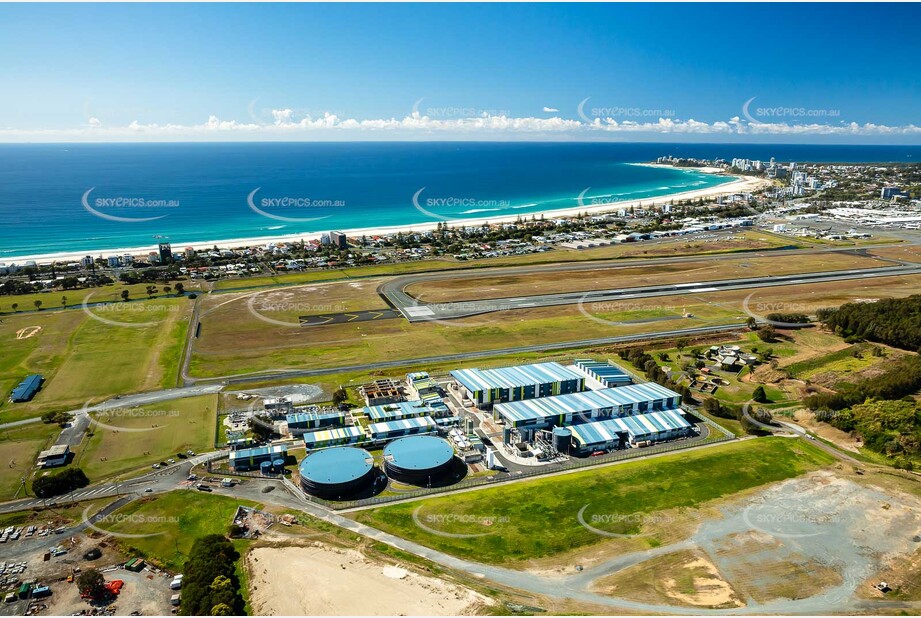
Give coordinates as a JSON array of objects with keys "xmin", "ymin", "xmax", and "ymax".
[{"xmin": 0, "ymin": 142, "xmax": 917, "ymax": 258}]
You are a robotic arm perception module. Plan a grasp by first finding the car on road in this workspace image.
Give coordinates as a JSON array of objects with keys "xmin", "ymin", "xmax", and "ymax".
[
  {"xmin": 144, "ymin": 488, "xmax": 153, "ymax": 493},
  {"xmin": 195, "ymin": 484, "xmax": 212, "ymax": 492},
  {"xmin": 167, "ymin": 458, "xmax": 175, "ymax": 464},
  {"xmin": 187, "ymin": 474, "xmax": 198, "ymax": 481},
  {"xmin": 151, "ymin": 464, "xmax": 160, "ymax": 469}
]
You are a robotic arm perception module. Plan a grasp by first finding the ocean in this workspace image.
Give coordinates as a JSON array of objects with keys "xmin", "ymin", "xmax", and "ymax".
[{"xmin": 0, "ymin": 142, "xmax": 918, "ymax": 260}]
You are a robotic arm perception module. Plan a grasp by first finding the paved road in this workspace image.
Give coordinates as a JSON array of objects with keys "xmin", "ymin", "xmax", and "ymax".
[{"xmin": 382, "ymin": 263, "xmax": 921, "ymax": 321}]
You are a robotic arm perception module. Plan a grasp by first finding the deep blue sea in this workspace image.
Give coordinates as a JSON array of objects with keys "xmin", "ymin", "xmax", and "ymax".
[{"xmin": 0, "ymin": 142, "xmax": 918, "ymax": 259}]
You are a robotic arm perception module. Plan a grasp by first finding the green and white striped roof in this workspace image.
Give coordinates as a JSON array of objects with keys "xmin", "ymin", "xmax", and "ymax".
[
  {"xmin": 569, "ymin": 409, "xmax": 691, "ymax": 446},
  {"xmin": 495, "ymin": 383, "xmax": 681, "ymax": 424},
  {"xmin": 450, "ymin": 362, "xmax": 583, "ymax": 393}
]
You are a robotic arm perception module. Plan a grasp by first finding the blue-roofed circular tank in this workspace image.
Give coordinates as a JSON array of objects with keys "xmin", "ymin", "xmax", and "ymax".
[
  {"xmin": 272, "ymin": 458, "xmax": 285, "ymax": 472},
  {"xmin": 260, "ymin": 461, "xmax": 272, "ymax": 475},
  {"xmin": 383, "ymin": 435, "xmax": 455, "ymax": 485},
  {"xmin": 299, "ymin": 446, "xmax": 375, "ymax": 498}
]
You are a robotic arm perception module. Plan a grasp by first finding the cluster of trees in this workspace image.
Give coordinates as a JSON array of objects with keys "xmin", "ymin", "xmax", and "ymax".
[
  {"xmin": 617, "ymin": 348, "xmax": 694, "ymax": 403},
  {"xmin": 818, "ymin": 295, "xmax": 921, "ymax": 351},
  {"xmin": 32, "ymin": 467, "xmax": 88, "ymax": 498},
  {"xmin": 700, "ymin": 397, "xmax": 772, "ymax": 435},
  {"xmin": 765, "ymin": 312, "xmax": 810, "ymax": 325},
  {"xmin": 181, "ymin": 535, "xmax": 246, "ymax": 616},
  {"xmin": 41, "ymin": 410, "xmax": 73, "ymax": 427},
  {"xmin": 804, "ymin": 355, "xmax": 921, "ymax": 411},
  {"xmin": 817, "ymin": 399, "xmax": 921, "ymax": 467}
]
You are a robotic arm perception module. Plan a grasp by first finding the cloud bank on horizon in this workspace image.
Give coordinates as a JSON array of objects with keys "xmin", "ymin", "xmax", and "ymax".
[{"xmin": 3, "ymin": 109, "xmax": 920, "ymax": 143}]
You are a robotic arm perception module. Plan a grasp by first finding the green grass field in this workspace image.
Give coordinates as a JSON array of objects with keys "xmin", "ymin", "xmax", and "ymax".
[
  {"xmin": 0, "ymin": 422, "xmax": 60, "ymax": 499},
  {"xmin": 70, "ymin": 394, "xmax": 218, "ymax": 481},
  {"xmin": 0, "ymin": 297, "xmax": 191, "ymax": 422},
  {"xmin": 96, "ymin": 491, "xmax": 259, "ymax": 570},
  {"xmin": 352, "ymin": 438, "xmax": 835, "ymax": 566}
]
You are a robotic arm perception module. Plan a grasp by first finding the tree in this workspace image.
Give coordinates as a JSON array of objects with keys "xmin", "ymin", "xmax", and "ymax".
[
  {"xmin": 174, "ymin": 282, "xmax": 185, "ymax": 296},
  {"xmin": 752, "ymin": 385, "xmax": 769, "ymax": 403},
  {"xmin": 61, "ymin": 296, "xmax": 67, "ymax": 308},
  {"xmin": 756, "ymin": 325, "xmax": 776, "ymax": 343},
  {"xmin": 77, "ymin": 568, "xmax": 107, "ymax": 601},
  {"xmin": 34, "ymin": 300, "xmax": 42, "ymax": 310},
  {"xmin": 331, "ymin": 388, "xmax": 348, "ymax": 406},
  {"xmin": 746, "ymin": 316, "xmax": 758, "ymax": 330},
  {"xmin": 676, "ymin": 339, "xmax": 688, "ymax": 353},
  {"xmin": 11, "ymin": 303, "xmax": 17, "ymax": 312},
  {"xmin": 121, "ymin": 290, "xmax": 129, "ymax": 302},
  {"xmin": 163, "ymin": 285, "xmax": 171, "ymax": 295}
]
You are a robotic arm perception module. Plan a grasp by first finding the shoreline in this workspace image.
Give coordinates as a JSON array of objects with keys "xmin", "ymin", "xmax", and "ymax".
[{"xmin": 4, "ymin": 166, "xmax": 769, "ymax": 265}]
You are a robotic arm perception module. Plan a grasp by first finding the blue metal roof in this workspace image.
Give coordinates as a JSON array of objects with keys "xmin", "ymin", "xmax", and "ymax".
[
  {"xmin": 286, "ymin": 410, "xmax": 346, "ymax": 425},
  {"xmin": 361, "ymin": 400, "xmax": 434, "ymax": 421},
  {"xmin": 450, "ymin": 362, "xmax": 583, "ymax": 393},
  {"xmin": 494, "ymin": 383, "xmax": 681, "ymax": 424},
  {"xmin": 303, "ymin": 425, "xmax": 366, "ymax": 448},
  {"xmin": 569, "ymin": 409, "xmax": 691, "ymax": 446},
  {"xmin": 368, "ymin": 415, "xmax": 436, "ymax": 437},
  {"xmin": 383, "ymin": 436, "xmax": 454, "ymax": 471},
  {"xmin": 229, "ymin": 444, "xmax": 287, "ymax": 462},
  {"xmin": 574, "ymin": 360, "xmax": 633, "ymax": 385},
  {"xmin": 11, "ymin": 374, "xmax": 42, "ymax": 401},
  {"xmin": 299, "ymin": 446, "xmax": 374, "ymax": 484}
]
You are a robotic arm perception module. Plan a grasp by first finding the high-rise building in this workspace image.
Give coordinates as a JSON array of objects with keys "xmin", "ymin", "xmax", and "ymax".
[
  {"xmin": 330, "ymin": 231, "xmax": 348, "ymax": 249},
  {"xmin": 158, "ymin": 242, "xmax": 173, "ymax": 264}
]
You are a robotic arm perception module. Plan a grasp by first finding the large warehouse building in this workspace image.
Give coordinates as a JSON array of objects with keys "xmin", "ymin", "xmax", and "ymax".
[
  {"xmin": 567, "ymin": 409, "xmax": 693, "ymax": 453},
  {"xmin": 493, "ymin": 382, "xmax": 682, "ymax": 431},
  {"xmin": 285, "ymin": 410, "xmax": 347, "ymax": 435},
  {"xmin": 303, "ymin": 425, "xmax": 367, "ymax": 450},
  {"xmin": 361, "ymin": 400, "xmax": 436, "ymax": 423},
  {"xmin": 450, "ymin": 362, "xmax": 585, "ymax": 407},
  {"xmin": 573, "ymin": 359, "xmax": 633, "ymax": 387},
  {"xmin": 229, "ymin": 444, "xmax": 288, "ymax": 471},
  {"xmin": 368, "ymin": 415, "xmax": 437, "ymax": 441}
]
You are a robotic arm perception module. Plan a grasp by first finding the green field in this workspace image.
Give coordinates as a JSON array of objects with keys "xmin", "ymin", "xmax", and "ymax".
[
  {"xmin": 95, "ymin": 491, "xmax": 259, "ymax": 570},
  {"xmin": 71, "ymin": 394, "xmax": 219, "ymax": 481},
  {"xmin": 352, "ymin": 438, "xmax": 835, "ymax": 566},
  {"xmin": 782, "ymin": 342, "xmax": 889, "ymax": 379},
  {"xmin": 0, "ymin": 422, "xmax": 60, "ymax": 499},
  {"xmin": 0, "ymin": 297, "xmax": 191, "ymax": 422},
  {"xmin": 0, "ymin": 282, "xmax": 205, "ymax": 316}
]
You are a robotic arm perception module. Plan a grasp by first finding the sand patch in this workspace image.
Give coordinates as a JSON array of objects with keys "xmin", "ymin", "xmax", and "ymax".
[
  {"xmin": 591, "ymin": 548, "xmax": 743, "ymax": 609},
  {"xmin": 246, "ymin": 544, "xmax": 490, "ymax": 616},
  {"xmin": 16, "ymin": 325, "xmax": 41, "ymax": 339}
]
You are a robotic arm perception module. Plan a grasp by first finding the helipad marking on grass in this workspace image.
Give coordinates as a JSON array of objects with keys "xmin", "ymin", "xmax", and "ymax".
[{"xmin": 15, "ymin": 326, "xmax": 42, "ymax": 339}]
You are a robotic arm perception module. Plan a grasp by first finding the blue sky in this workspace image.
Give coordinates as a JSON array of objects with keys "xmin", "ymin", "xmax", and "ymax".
[{"xmin": 1, "ymin": 3, "xmax": 919, "ymax": 143}]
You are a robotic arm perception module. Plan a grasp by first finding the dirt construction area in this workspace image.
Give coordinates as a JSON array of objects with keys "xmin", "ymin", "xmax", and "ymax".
[
  {"xmin": 246, "ymin": 543, "xmax": 491, "ymax": 615},
  {"xmin": 583, "ymin": 470, "xmax": 921, "ymax": 613}
]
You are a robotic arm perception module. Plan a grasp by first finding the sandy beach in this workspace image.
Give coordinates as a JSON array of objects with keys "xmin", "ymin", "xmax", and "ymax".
[
  {"xmin": 5, "ymin": 167, "xmax": 770, "ymax": 265},
  {"xmin": 245, "ymin": 544, "xmax": 490, "ymax": 616}
]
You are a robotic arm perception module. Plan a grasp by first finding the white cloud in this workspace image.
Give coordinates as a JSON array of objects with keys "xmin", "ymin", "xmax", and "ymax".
[
  {"xmin": 1, "ymin": 109, "xmax": 919, "ymax": 142},
  {"xmin": 542, "ymin": 106, "xmax": 559, "ymax": 113}
]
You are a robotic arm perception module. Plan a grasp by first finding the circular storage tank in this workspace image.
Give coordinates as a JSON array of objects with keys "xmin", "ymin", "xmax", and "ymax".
[
  {"xmin": 299, "ymin": 446, "xmax": 375, "ymax": 498},
  {"xmin": 272, "ymin": 458, "xmax": 285, "ymax": 473},
  {"xmin": 260, "ymin": 461, "xmax": 272, "ymax": 475},
  {"xmin": 552, "ymin": 427, "xmax": 572, "ymax": 453},
  {"xmin": 383, "ymin": 435, "xmax": 455, "ymax": 485}
]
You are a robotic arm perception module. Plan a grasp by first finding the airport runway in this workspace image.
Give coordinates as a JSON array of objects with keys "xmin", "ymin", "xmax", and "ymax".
[
  {"xmin": 383, "ymin": 263, "xmax": 921, "ymax": 321},
  {"xmin": 298, "ymin": 308, "xmax": 401, "ymax": 326}
]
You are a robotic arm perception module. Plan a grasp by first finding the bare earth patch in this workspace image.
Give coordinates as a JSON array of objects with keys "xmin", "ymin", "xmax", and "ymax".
[{"xmin": 246, "ymin": 543, "xmax": 491, "ymax": 616}]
